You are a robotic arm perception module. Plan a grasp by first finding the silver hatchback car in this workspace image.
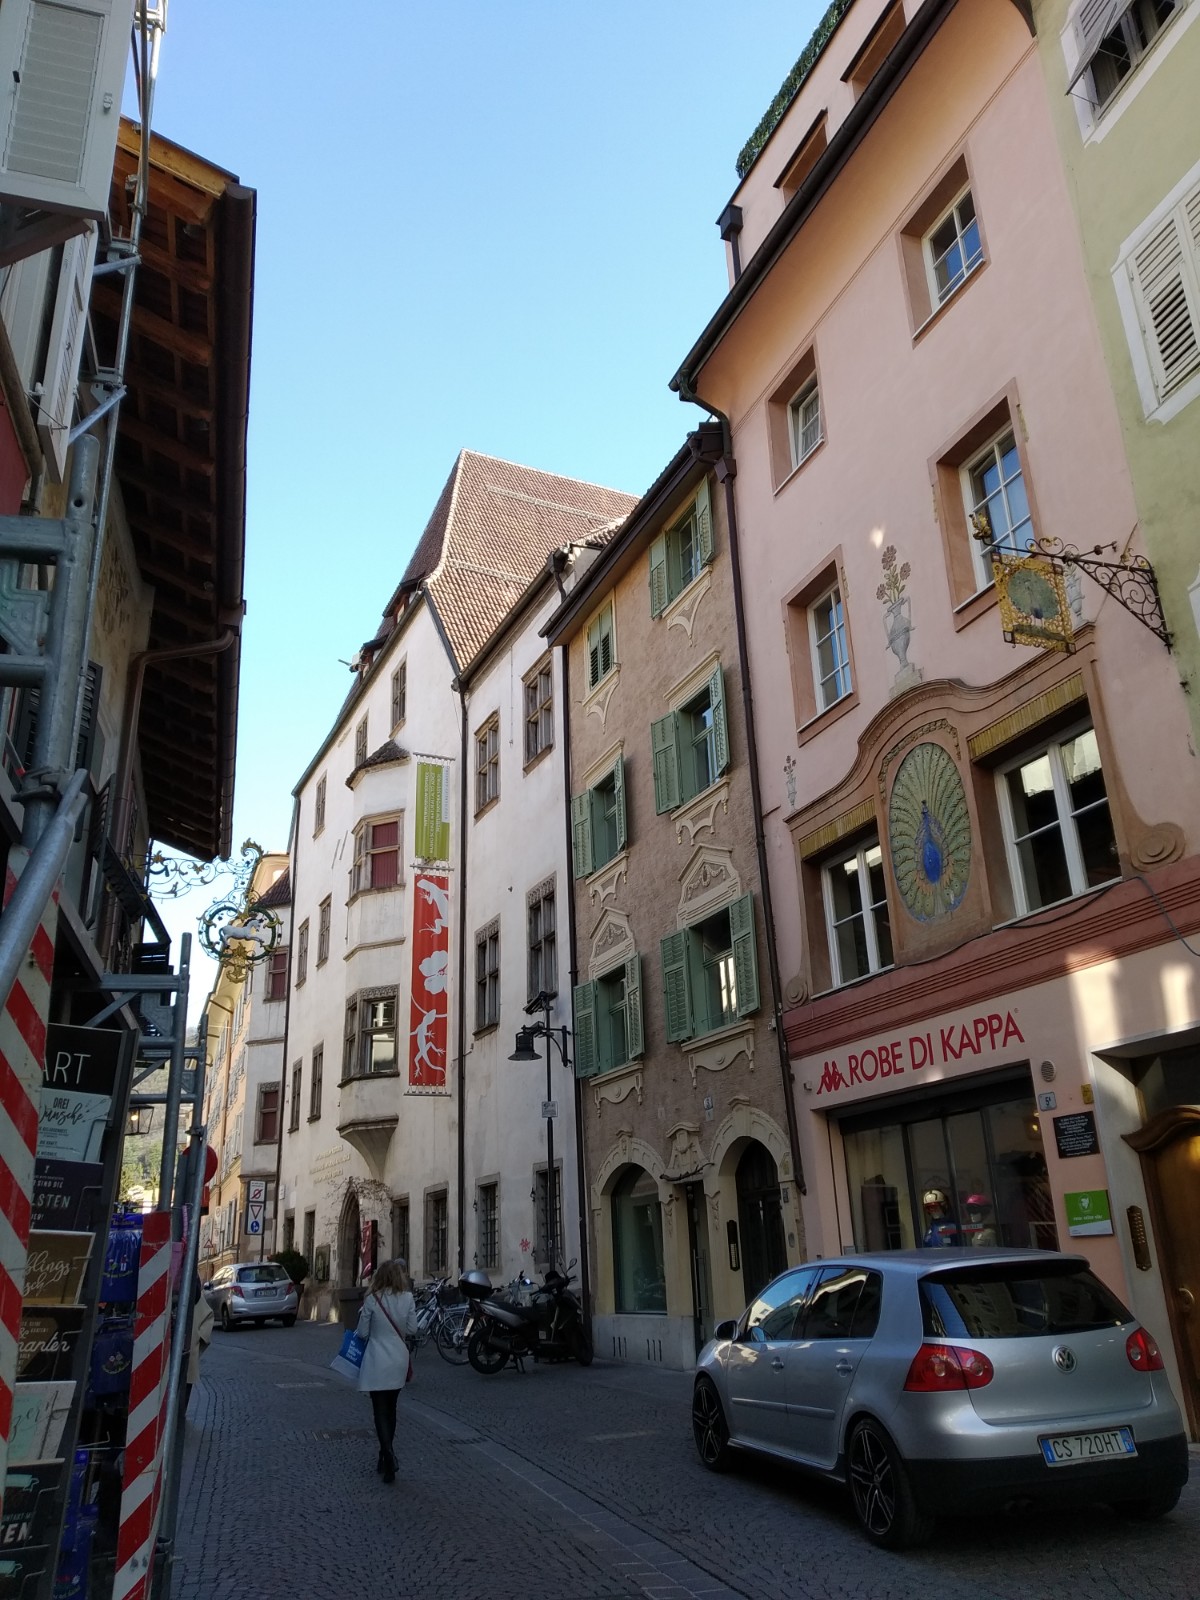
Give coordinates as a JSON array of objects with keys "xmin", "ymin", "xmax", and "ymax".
[
  {"xmin": 204, "ymin": 1262, "xmax": 300, "ymax": 1330},
  {"xmin": 692, "ymin": 1248, "xmax": 1188, "ymax": 1548}
]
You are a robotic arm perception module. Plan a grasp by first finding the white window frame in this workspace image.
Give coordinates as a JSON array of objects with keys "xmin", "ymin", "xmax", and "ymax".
[
  {"xmin": 821, "ymin": 840, "xmax": 892, "ymax": 987},
  {"xmin": 923, "ymin": 186, "xmax": 984, "ymax": 307},
  {"xmin": 789, "ymin": 377, "xmax": 823, "ymax": 467},
  {"xmin": 995, "ymin": 722, "xmax": 1120, "ymax": 916},
  {"xmin": 808, "ymin": 584, "xmax": 852, "ymax": 711},
  {"xmin": 1064, "ymin": 0, "xmax": 1196, "ymax": 143},
  {"xmin": 961, "ymin": 427, "xmax": 1034, "ymax": 591}
]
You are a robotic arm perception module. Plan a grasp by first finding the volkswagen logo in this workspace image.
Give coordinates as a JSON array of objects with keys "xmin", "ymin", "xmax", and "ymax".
[{"xmin": 1053, "ymin": 1345, "xmax": 1077, "ymax": 1373}]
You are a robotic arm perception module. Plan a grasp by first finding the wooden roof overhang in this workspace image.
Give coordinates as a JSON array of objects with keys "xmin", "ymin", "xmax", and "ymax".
[{"xmin": 91, "ymin": 122, "xmax": 255, "ymax": 861}]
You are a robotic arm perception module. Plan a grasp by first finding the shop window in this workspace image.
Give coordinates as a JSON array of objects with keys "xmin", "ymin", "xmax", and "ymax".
[
  {"xmin": 648, "ymin": 479, "xmax": 714, "ymax": 617},
  {"xmin": 573, "ymin": 957, "xmax": 644, "ymax": 1077},
  {"xmin": 841, "ymin": 1077, "xmax": 1059, "ymax": 1254},
  {"xmin": 660, "ymin": 894, "xmax": 760, "ymax": 1042},
  {"xmin": 995, "ymin": 723, "xmax": 1119, "ymax": 914},
  {"xmin": 651, "ymin": 665, "xmax": 730, "ymax": 813},
  {"xmin": 571, "ymin": 757, "xmax": 627, "ymax": 877},
  {"xmin": 611, "ymin": 1166, "xmax": 666, "ymax": 1314},
  {"xmin": 821, "ymin": 838, "xmax": 893, "ymax": 986}
]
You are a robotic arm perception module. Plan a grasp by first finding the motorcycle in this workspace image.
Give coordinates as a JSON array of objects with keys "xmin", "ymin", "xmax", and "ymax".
[{"xmin": 458, "ymin": 1260, "xmax": 593, "ymax": 1374}]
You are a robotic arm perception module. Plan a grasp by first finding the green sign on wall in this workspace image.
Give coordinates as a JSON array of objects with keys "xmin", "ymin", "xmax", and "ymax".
[
  {"xmin": 415, "ymin": 761, "xmax": 450, "ymax": 862},
  {"xmin": 1064, "ymin": 1189, "xmax": 1113, "ymax": 1238}
]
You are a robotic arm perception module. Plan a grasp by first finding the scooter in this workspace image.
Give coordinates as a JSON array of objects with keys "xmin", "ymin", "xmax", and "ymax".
[{"xmin": 458, "ymin": 1260, "xmax": 593, "ymax": 1374}]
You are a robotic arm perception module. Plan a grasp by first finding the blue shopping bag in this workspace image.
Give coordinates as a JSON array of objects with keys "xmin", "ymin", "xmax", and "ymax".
[{"xmin": 329, "ymin": 1327, "xmax": 366, "ymax": 1384}]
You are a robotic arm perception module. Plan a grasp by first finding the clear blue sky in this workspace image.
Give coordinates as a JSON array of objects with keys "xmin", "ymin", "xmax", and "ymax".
[{"xmin": 146, "ymin": 1, "xmax": 823, "ymax": 1009}]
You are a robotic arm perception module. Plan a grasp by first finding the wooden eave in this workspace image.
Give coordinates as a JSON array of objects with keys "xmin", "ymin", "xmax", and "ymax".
[{"xmin": 94, "ymin": 122, "xmax": 255, "ymax": 861}]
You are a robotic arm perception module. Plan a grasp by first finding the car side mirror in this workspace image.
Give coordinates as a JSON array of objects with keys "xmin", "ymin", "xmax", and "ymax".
[{"xmin": 714, "ymin": 1319, "xmax": 738, "ymax": 1342}]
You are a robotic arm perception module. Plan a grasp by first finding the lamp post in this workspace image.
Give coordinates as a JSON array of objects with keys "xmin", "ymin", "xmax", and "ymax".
[{"xmin": 508, "ymin": 989, "xmax": 570, "ymax": 1275}]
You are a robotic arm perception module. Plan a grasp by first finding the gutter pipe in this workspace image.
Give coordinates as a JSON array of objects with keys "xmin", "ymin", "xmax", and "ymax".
[{"xmin": 676, "ymin": 378, "xmax": 806, "ymax": 1198}]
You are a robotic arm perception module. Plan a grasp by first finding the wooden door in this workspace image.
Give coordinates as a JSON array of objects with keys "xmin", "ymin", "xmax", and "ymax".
[{"xmin": 1125, "ymin": 1106, "xmax": 1200, "ymax": 1435}]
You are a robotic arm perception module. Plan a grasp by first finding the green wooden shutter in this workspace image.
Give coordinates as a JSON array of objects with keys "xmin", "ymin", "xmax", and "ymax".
[
  {"xmin": 651, "ymin": 712, "xmax": 681, "ymax": 814},
  {"xmin": 708, "ymin": 664, "xmax": 730, "ymax": 776},
  {"xmin": 571, "ymin": 790, "xmax": 594, "ymax": 878},
  {"xmin": 695, "ymin": 476, "xmax": 714, "ymax": 566},
  {"xmin": 648, "ymin": 535, "xmax": 669, "ymax": 618},
  {"xmin": 624, "ymin": 954, "xmax": 644, "ymax": 1059},
  {"xmin": 612, "ymin": 757, "xmax": 627, "ymax": 852},
  {"xmin": 729, "ymin": 893, "xmax": 760, "ymax": 1018},
  {"xmin": 573, "ymin": 980, "xmax": 598, "ymax": 1077},
  {"xmin": 660, "ymin": 930, "xmax": 693, "ymax": 1042}
]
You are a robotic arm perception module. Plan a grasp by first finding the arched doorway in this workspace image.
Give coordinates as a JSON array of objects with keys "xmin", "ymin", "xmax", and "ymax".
[
  {"xmin": 735, "ymin": 1143, "xmax": 787, "ymax": 1303},
  {"xmin": 336, "ymin": 1187, "xmax": 362, "ymax": 1325}
]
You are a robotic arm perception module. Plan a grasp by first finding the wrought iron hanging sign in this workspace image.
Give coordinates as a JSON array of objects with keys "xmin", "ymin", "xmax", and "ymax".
[
  {"xmin": 148, "ymin": 839, "xmax": 280, "ymax": 983},
  {"xmin": 971, "ymin": 513, "xmax": 1171, "ymax": 653}
]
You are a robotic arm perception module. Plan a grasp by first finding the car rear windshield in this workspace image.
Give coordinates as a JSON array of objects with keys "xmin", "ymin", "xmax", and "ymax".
[
  {"xmin": 920, "ymin": 1262, "xmax": 1131, "ymax": 1339},
  {"xmin": 238, "ymin": 1266, "xmax": 289, "ymax": 1285}
]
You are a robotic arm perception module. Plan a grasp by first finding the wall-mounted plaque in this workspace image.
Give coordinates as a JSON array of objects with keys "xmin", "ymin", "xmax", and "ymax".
[
  {"xmin": 1052, "ymin": 1111, "xmax": 1099, "ymax": 1159},
  {"xmin": 23, "ymin": 1233, "xmax": 92, "ymax": 1307}
]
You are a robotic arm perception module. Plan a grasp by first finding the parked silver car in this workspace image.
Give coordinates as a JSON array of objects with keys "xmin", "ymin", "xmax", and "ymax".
[
  {"xmin": 204, "ymin": 1262, "xmax": 299, "ymax": 1330},
  {"xmin": 692, "ymin": 1248, "xmax": 1188, "ymax": 1549}
]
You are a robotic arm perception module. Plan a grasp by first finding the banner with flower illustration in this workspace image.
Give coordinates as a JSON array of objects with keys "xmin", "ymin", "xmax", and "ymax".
[{"xmin": 408, "ymin": 872, "xmax": 449, "ymax": 1088}]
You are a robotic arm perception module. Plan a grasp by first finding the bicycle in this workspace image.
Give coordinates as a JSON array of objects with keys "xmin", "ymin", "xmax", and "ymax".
[{"xmin": 412, "ymin": 1277, "xmax": 471, "ymax": 1365}]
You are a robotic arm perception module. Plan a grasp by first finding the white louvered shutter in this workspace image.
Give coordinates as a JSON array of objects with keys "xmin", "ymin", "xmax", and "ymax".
[
  {"xmin": 1128, "ymin": 190, "xmax": 1200, "ymax": 404},
  {"xmin": 0, "ymin": 0, "xmax": 134, "ymax": 218},
  {"xmin": 1065, "ymin": 0, "xmax": 1127, "ymax": 92},
  {"xmin": 37, "ymin": 223, "xmax": 97, "ymax": 481}
]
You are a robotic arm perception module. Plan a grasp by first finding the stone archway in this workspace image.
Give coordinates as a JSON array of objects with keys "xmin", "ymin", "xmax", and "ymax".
[
  {"xmin": 704, "ymin": 1103, "xmax": 798, "ymax": 1317},
  {"xmin": 335, "ymin": 1185, "xmax": 362, "ymax": 1325}
]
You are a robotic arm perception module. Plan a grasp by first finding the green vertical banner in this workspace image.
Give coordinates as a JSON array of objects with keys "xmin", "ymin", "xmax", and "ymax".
[{"xmin": 415, "ymin": 761, "xmax": 450, "ymax": 861}]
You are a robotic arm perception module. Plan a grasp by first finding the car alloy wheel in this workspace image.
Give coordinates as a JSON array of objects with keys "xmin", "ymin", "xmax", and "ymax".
[
  {"xmin": 692, "ymin": 1376, "xmax": 732, "ymax": 1472},
  {"xmin": 847, "ymin": 1418, "xmax": 932, "ymax": 1550}
]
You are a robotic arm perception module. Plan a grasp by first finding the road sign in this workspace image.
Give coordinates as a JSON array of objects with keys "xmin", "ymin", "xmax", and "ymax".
[
  {"xmin": 541, "ymin": 1101, "xmax": 558, "ymax": 1120},
  {"xmin": 247, "ymin": 1202, "xmax": 264, "ymax": 1236},
  {"xmin": 247, "ymin": 1179, "xmax": 266, "ymax": 1205}
]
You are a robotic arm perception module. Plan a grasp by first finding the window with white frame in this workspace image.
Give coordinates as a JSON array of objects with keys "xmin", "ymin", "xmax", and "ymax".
[
  {"xmin": 524, "ymin": 660, "xmax": 553, "ymax": 764},
  {"xmin": 586, "ymin": 601, "xmax": 616, "ymax": 691},
  {"xmin": 789, "ymin": 378, "xmax": 823, "ymax": 467},
  {"xmin": 475, "ymin": 920, "xmax": 500, "ymax": 1031},
  {"xmin": 823, "ymin": 839, "xmax": 893, "ymax": 985},
  {"xmin": 475, "ymin": 715, "xmax": 500, "ymax": 813},
  {"xmin": 996, "ymin": 724, "xmax": 1119, "ymax": 913},
  {"xmin": 391, "ymin": 659, "xmax": 407, "ymax": 728},
  {"xmin": 1070, "ymin": 0, "xmax": 1180, "ymax": 112},
  {"xmin": 925, "ymin": 188, "xmax": 983, "ymax": 306},
  {"xmin": 651, "ymin": 666, "xmax": 730, "ymax": 814},
  {"xmin": 1117, "ymin": 173, "xmax": 1200, "ymax": 417},
  {"xmin": 342, "ymin": 991, "xmax": 398, "ymax": 1079},
  {"xmin": 963, "ymin": 428, "xmax": 1034, "ymax": 588},
  {"xmin": 809, "ymin": 586, "xmax": 852, "ymax": 711},
  {"xmin": 316, "ymin": 897, "xmax": 331, "ymax": 965},
  {"xmin": 296, "ymin": 920, "xmax": 309, "ymax": 986},
  {"xmin": 571, "ymin": 758, "xmax": 627, "ymax": 875},
  {"xmin": 648, "ymin": 480, "xmax": 714, "ymax": 616},
  {"xmin": 477, "ymin": 1182, "xmax": 499, "ymax": 1269},
  {"xmin": 528, "ymin": 883, "xmax": 557, "ymax": 1000},
  {"xmin": 350, "ymin": 815, "xmax": 401, "ymax": 893},
  {"xmin": 314, "ymin": 774, "xmax": 326, "ymax": 835},
  {"xmin": 354, "ymin": 715, "xmax": 368, "ymax": 767}
]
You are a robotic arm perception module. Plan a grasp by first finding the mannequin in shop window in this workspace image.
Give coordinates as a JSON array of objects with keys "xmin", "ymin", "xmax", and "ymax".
[
  {"xmin": 921, "ymin": 1188, "xmax": 959, "ymax": 1247},
  {"xmin": 964, "ymin": 1193, "xmax": 999, "ymax": 1247}
]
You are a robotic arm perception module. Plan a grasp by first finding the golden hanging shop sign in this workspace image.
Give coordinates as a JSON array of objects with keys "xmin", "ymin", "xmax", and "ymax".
[{"xmin": 992, "ymin": 551, "xmax": 1074, "ymax": 653}]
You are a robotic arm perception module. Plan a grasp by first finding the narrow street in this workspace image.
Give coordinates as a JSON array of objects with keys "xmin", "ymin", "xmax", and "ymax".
[{"xmin": 173, "ymin": 1323, "xmax": 1200, "ymax": 1600}]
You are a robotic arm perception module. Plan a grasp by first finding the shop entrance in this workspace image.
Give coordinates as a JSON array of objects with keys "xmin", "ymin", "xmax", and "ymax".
[
  {"xmin": 684, "ymin": 1182, "xmax": 714, "ymax": 1356},
  {"xmin": 735, "ymin": 1144, "xmax": 787, "ymax": 1303},
  {"xmin": 840, "ymin": 1071, "xmax": 1057, "ymax": 1254}
]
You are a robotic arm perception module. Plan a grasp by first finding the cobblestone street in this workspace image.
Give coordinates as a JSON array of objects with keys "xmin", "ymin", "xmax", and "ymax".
[{"xmin": 170, "ymin": 1321, "xmax": 1199, "ymax": 1600}]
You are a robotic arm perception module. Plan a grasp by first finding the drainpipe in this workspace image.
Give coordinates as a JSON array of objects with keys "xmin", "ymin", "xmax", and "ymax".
[
  {"xmin": 677, "ymin": 378, "xmax": 806, "ymax": 1199},
  {"xmin": 558, "ymin": 638, "xmax": 593, "ymax": 1323}
]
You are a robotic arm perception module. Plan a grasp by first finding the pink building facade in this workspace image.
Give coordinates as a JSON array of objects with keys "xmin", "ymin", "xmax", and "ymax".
[{"xmin": 674, "ymin": 0, "xmax": 1200, "ymax": 1432}]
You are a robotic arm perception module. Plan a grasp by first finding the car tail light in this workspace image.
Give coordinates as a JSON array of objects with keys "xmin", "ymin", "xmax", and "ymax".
[
  {"xmin": 1126, "ymin": 1327, "xmax": 1165, "ymax": 1372},
  {"xmin": 231, "ymin": 1285, "xmax": 245, "ymax": 1298},
  {"xmin": 903, "ymin": 1342, "xmax": 994, "ymax": 1392}
]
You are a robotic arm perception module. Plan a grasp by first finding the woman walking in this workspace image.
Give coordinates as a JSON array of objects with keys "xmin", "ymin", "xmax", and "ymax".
[{"xmin": 355, "ymin": 1258, "xmax": 418, "ymax": 1484}]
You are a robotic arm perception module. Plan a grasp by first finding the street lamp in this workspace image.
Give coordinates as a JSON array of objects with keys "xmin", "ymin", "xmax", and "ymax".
[{"xmin": 508, "ymin": 988, "xmax": 570, "ymax": 1274}]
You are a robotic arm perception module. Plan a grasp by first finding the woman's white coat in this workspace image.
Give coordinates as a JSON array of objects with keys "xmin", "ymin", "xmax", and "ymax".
[{"xmin": 355, "ymin": 1288, "xmax": 418, "ymax": 1392}]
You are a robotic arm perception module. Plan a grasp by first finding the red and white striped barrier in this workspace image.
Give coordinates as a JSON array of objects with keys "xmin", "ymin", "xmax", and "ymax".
[
  {"xmin": 0, "ymin": 848, "xmax": 58, "ymax": 1512},
  {"xmin": 114, "ymin": 1212, "xmax": 174, "ymax": 1600}
]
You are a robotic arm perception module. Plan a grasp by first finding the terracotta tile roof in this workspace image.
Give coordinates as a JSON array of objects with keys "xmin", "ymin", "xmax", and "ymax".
[
  {"xmin": 386, "ymin": 452, "xmax": 637, "ymax": 670},
  {"xmin": 347, "ymin": 739, "xmax": 410, "ymax": 788},
  {"xmin": 255, "ymin": 867, "xmax": 291, "ymax": 909}
]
